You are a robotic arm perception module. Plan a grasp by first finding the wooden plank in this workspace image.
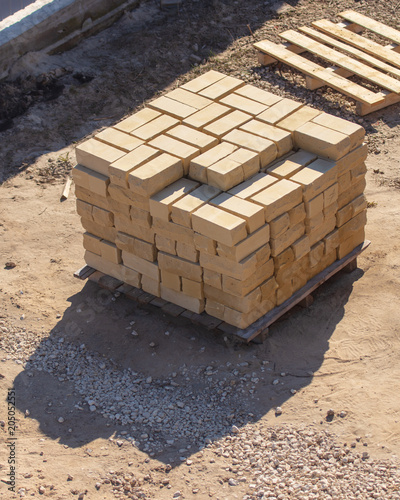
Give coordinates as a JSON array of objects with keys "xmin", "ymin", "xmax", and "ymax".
[
  {"xmin": 150, "ymin": 297, "xmax": 169, "ymax": 308},
  {"xmin": 300, "ymin": 26, "xmax": 400, "ymax": 79},
  {"xmin": 254, "ymin": 39, "xmax": 384, "ymax": 105},
  {"xmin": 161, "ymin": 302, "xmax": 186, "ymax": 317},
  {"xmin": 312, "ymin": 19, "xmax": 400, "ymax": 69},
  {"xmin": 305, "ymin": 66, "xmax": 353, "ymax": 90},
  {"xmin": 74, "ymin": 265, "xmax": 96, "ymax": 280},
  {"xmin": 356, "ymin": 90, "xmax": 400, "ymax": 115},
  {"xmin": 97, "ymin": 274, "xmax": 124, "ymax": 291},
  {"xmin": 339, "ymin": 10, "xmax": 400, "ymax": 46},
  {"xmin": 235, "ymin": 240, "xmax": 371, "ymax": 342},
  {"xmin": 279, "ymin": 29, "xmax": 400, "ymax": 94}
]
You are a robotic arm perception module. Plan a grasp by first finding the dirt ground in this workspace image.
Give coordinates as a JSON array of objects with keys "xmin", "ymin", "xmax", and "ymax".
[{"xmin": 1, "ymin": 0, "xmax": 400, "ymax": 498}]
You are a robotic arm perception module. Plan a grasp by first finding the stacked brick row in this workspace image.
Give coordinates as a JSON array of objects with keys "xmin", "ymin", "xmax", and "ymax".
[{"xmin": 72, "ymin": 70, "xmax": 367, "ymax": 329}]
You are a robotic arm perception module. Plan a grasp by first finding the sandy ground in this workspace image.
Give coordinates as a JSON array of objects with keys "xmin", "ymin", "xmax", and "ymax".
[{"xmin": 1, "ymin": 0, "xmax": 400, "ymax": 498}]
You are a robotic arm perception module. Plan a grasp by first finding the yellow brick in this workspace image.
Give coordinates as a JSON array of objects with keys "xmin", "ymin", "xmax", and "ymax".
[
  {"xmin": 350, "ymin": 162, "xmax": 367, "ymax": 182},
  {"xmin": 160, "ymin": 286, "xmax": 205, "ymax": 314},
  {"xmin": 210, "ymin": 193, "xmax": 265, "ymax": 233},
  {"xmin": 114, "ymin": 214, "xmax": 154, "ymax": 243},
  {"xmin": 305, "ymin": 212, "xmax": 324, "ymax": 234},
  {"xmin": 180, "ymin": 70, "xmax": 226, "ymax": 92},
  {"xmin": 305, "ymin": 193, "xmax": 324, "ymax": 218},
  {"xmin": 273, "ymin": 247, "xmax": 295, "ymax": 270},
  {"xmin": 290, "ymin": 158, "xmax": 338, "ymax": 201},
  {"xmin": 251, "ymin": 178, "xmax": 303, "ymax": 222},
  {"xmin": 153, "ymin": 218, "xmax": 194, "ymax": 244},
  {"xmin": 116, "ymin": 232, "xmax": 157, "ymax": 261},
  {"xmin": 189, "ymin": 142, "xmax": 238, "ymax": 183},
  {"xmin": 166, "ymin": 124, "xmax": 218, "ymax": 153},
  {"xmin": 170, "ymin": 184, "xmax": 221, "ymax": 228},
  {"xmin": 147, "ymin": 95, "xmax": 197, "ymax": 119},
  {"xmin": 84, "ymin": 250, "xmax": 122, "ymax": 280},
  {"xmin": 270, "ymin": 212, "xmax": 290, "ymax": 239},
  {"xmin": 207, "ymin": 156, "xmax": 244, "ymax": 191},
  {"xmin": 222, "ymin": 258, "xmax": 274, "ymax": 297},
  {"xmin": 205, "ymin": 300, "xmax": 225, "ymax": 321},
  {"xmin": 76, "ymin": 199, "xmax": 93, "ymax": 220},
  {"xmin": 113, "ymin": 108, "xmax": 160, "ymax": 134},
  {"xmin": 148, "ymin": 135, "xmax": 200, "ymax": 174},
  {"xmin": 128, "ymin": 153, "xmax": 183, "ymax": 197},
  {"xmin": 155, "ymin": 234, "xmax": 176, "ymax": 255},
  {"xmin": 338, "ymin": 171, "xmax": 351, "ymax": 194},
  {"xmin": 323, "ymin": 201, "xmax": 338, "ymax": 218},
  {"xmin": 183, "ymin": 102, "xmax": 231, "ymax": 129},
  {"xmin": 291, "ymin": 234, "xmax": 310, "ymax": 260},
  {"xmin": 95, "ymin": 128, "xmax": 144, "ymax": 153},
  {"xmin": 267, "ymin": 149, "xmax": 317, "ymax": 179},
  {"xmin": 222, "ymin": 129, "xmax": 277, "ymax": 168},
  {"xmin": 308, "ymin": 249, "xmax": 336, "ymax": 279},
  {"xmin": 72, "ymin": 165, "xmax": 109, "ymax": 197},
  {"xmin": 200, "ymin": 244, "xmax": 271, "ymax": 281},
  {"xmin": 149, "ymin": 178, "xmax": 199, "ymax": 221},
  {"xmin": 182, "ymin": 278, "xmax": 204, "ymax": 299},
  {"xmin": 166, "ymin": 88, "xmax": 213, "ymax": 109},
  {"xmin": 229, "ymin": 148, "xmax": 260, "ymax": 179},
  {"xmin": 324, "ymin": 183, "xmax": 339, "ymax": 208},
  {"xmin": 336, "ymin": 194, "xmax": 367, "ymax": 227},
  {"xmin": 161, "ymin": 270, "xmax": 181, "ymax": 292},
  {"xmin": 130, "ymin": 114, "xmax": 179, "ymax": 141},
  {"xmin": 203, "ymin": 110, "xmax": 252, "ymax": 138},
  {"xmin": 220, "ymin": 93, "xmax": 268, "ymax": 115},
  {"xmin": 228, "ymin": 172, "xmax": 277, "ymax": 200},
  {"xmin": 204, "ymin": 284, "xmax": 261, "ymax": 314},
  {"xmin": 120, "ymin": 265, "xmax": 141, "ymax": 288},
  {"xmin": 240, "ymin": 119, "xmax": 293, "ymax": 156},
  {"xmin": 81, "ymin": 218, "xmax": 116, "ymax": 242},
  {"xmin": 324, "ymin": 229, "xmax": 340, "ymax": 255},
  {"xmin": 309, "ymin": 216, "xmax": 336, "ymax": 247},
  {"xmin": 108, "ymin": 183, "xmax": 149, "ymax": 210},
  {"xmin": 257, "ymin": 98, "xmax": 303, "ymax": 125},
  {"xmin": 76, "ymin": 138, "xmax": 125, "ymax": 176},
  {"xmin": 276, "ymin": 281, "xmax": 293, "ymax": 306},
  {"xmin": 141, "ymin": 275, "xmax": 160, "ymax": 297},
  {"xmin": 294, "ymin": 121, "xmax": 351, "ymax": 160},
  {"xmin": 99, "ymin": 240, "xmax": 121, "ymax": 264},
  {"xmin": 336, "ymin": 144, "xmax": 368, "ymax": 175},
  {"xmin": 234, "ymin": 84, "xmax": 281, "ymax": 106},
  {"xmin": 338, "ymin": 177, "xmax": 366, "ymax": 209},
  {"xmin": 276, "ymin": 105, "xmax": 322, "ymax": 133},
  {"xmin": 75, "ymin": 186, "xmax": 109, "ymax": 211},
  {"xmin": 109, "ymin": 144, "xmax": 160, "ymax": 187},
  {"xmin": 198, "ymin": 75, "xmax": 244, "ymax": 99},
  {"xmin": 192, "ymin": 204, "xmax": 247, "ymax": 246},
  {"xmin": 122, "ymin": 251, "xmax": 160, "ymax": 280},
  {"xmin": 312, "ymin": 112, "xmax": 365, "ymax": 151},
  {"xmin": 176, "ymin": 242, "xmax": 199, "ymax": 263},
  {"xmin": 108, "ymin": 198, "xmax": 130, "ymax": 217},
  {"xmin": 260, "ymin": 276, "xmax": 279, "ymax": 301},
  {"xmin": 338, "ymin": 210, "xmax": 367, "ymax": 241},
  {"xmin": 82, "ymin": 232, "xmax": 102, "ymax": 255},
  {"xmin": 337, "ymin": 228, "xmax": 365, "ymax": 259},
  {"xmin": 92, "ymin": 206, "xmax": 114, "ymax": 227},
  {"xmin": 270, "ymin": 222, "xmax": 305, "ymax": 256},
  {"xmin": 158, "ymin": 252, "xmax": 203, "ymax": 282},
  {"xmin": 223, "ymin": 297, "xmax": 275, "ymax": 328},
  {"xmin": 130, "ymin": 206, "xmax": 152, "ymax": 228},
  {"xmin": 203, "ymin": 268, "xmax": 222, "ymax": 289},
  {"xmin": 216, "ymin": 224, "xmax": 270, "ymax": 262},
  {"xmin": 193, "ymin": 233, "xmax": 217, "ymax": 255}
]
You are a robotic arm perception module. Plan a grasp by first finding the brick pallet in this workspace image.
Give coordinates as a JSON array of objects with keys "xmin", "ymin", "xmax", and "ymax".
[
  {"xmin": 254, "ymin": 10, "xmax": 400, "ymax": 115},
  {"xmin": 72, "ymin": 69, "xmax": 369, "ymax": 333}
]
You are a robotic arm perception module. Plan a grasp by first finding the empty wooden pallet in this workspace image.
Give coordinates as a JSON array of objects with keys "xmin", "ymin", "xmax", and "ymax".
[{"xmin": 254, "ymin": 10, "xmax": 400, "ymax": 115}]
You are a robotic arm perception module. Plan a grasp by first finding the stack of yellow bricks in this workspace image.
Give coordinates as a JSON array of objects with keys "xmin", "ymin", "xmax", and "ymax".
[{"xmin": 73, "ymin": 70, "xmax": 367, "ymax": 329}]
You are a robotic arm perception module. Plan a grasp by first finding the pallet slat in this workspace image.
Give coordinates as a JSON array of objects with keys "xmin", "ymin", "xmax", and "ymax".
[
  {"xmin": 299, "ymin": 26, "xmax": 400, "ymax": 79},
  {"xmin": 339, "ymin": 10, "xmax": 400, "ymax": 46},
  {"xmin": 279, "ymin": 29, "xmax": 400, "ymax": 94},
  {"xmin": 312, "ymin": 19, "xmax": 400, "ymax": 69},
  {"xmin": 254, "ymin": 39, "xmax": 384, "ymax": 105}
]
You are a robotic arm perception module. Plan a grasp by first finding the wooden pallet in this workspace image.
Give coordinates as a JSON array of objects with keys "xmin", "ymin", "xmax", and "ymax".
[
  {"xmin": 254, "ymin": 10, "xmax": 400, "ymax": 115},
  {"xmin": 74, "ymin": 240, "xmax": 370, "ymax": 343}
]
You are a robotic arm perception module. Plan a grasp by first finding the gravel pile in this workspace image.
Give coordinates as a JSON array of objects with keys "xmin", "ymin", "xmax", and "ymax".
[{"xmin": 209, "ymin": 424, "xmax": 400, "ymax": 500}]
